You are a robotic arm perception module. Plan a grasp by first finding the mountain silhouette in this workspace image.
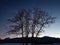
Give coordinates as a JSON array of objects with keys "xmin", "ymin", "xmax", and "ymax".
[{"xmin": 0, "ymin": 36, "xmax": 60, "ymax": 44}]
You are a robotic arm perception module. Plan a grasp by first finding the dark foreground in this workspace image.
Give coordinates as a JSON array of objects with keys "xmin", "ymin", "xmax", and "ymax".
[
  {"xmin": 0, "ymin": 36, "xmax": 60, "ymax": 44},
  {"xmin": 0, "ymin": 43, "xmax": 60, "ymax": 45}
]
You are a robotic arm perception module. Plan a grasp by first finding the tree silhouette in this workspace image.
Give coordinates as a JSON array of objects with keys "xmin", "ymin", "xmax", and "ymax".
[{"xmin": 7, "ymin": 8, "xmax": 55, "ymax": 45}]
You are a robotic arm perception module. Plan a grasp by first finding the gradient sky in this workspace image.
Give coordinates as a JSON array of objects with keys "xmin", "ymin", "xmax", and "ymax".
[{"xmin": 0, "ymin": 0, "xmax": 60, "ymax": 38}]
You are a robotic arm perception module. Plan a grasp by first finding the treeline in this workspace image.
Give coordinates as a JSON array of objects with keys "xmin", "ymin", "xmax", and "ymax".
[{"xmin": 0, "ymin": 36, "xmax": 60, "ymax": 44}]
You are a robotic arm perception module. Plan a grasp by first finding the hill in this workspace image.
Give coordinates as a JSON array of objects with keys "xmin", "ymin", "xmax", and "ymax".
[{"xmin": 0, "ymin": 36, "xmax": 60, "ymax": 44}]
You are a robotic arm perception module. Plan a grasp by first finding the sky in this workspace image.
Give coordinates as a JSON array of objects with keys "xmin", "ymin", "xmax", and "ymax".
[{"xmin": 0, "ymin": 0, "xmax": 60, "ymax": 39}]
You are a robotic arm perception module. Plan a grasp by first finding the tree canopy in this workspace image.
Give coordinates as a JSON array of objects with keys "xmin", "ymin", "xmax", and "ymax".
[{"xmin": 7, "ymin": 8, "xmax": 55, "ymax": 37}]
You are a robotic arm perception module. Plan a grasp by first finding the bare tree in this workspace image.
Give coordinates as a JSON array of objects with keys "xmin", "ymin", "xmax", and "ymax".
[
  {"xmin": 7, "ymin": 9, "xmax": 26, "ymax": 45},
  {"xmin": 7, "ymin": 8, "xmax": 55, "ymax": 45}
]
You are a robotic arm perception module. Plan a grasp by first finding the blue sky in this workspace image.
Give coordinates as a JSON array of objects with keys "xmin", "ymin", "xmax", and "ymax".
[{"xmin": 0, "ymin": 0, "xmax": 60, "ymax": 38}]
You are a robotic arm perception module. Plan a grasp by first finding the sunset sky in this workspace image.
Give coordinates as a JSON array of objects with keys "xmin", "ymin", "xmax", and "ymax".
[{"xmin": 0, "ymin": 0, "xmax": 60, "ymax": 39}]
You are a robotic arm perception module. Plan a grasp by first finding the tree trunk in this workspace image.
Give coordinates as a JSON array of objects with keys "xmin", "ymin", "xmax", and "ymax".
[
  {"xmin": 22, "ymin": 31, "xmax": 24, "ymax": 45},
  {"xmin": 31, "ymin": 34, "xmax": 34, "ymax": 45},
  {"xmin": 25, "ymin": 34, "xmax": 28, "ymax": 45},
  {"xmin": 22, "ymin": 25, "xmax": 24, "ymax": 45}
]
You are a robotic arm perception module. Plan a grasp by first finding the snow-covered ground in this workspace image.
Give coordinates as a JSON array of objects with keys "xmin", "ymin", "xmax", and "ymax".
[{"xmin": 0, "ymin": 43, "xmax": 60, "ymax": 45}]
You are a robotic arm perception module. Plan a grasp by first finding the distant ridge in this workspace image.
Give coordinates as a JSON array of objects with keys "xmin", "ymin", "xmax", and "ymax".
[{"xmin": 0, "ymin": 36, "xmax": 60, "ymax": 44}]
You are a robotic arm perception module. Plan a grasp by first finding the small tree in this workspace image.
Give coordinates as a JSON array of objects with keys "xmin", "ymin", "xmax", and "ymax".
[{"xmin": 7, "ymin": 8, "xmax": 55, "ymax": 45}]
